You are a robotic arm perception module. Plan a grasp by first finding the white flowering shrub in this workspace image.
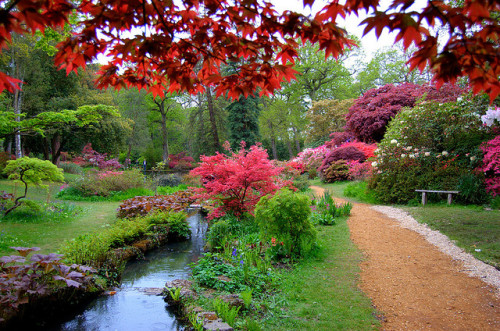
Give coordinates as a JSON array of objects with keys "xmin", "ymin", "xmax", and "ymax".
[{"xmin": 369, "ymin": 96, "xmax": 495, "ymax": 204}]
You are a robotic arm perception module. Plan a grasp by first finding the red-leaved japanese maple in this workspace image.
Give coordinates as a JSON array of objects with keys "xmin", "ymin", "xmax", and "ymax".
[
  {"xmin": 0, "ymin": 1, "xmax": 498, "ymax": 100},
  {"xmin": 190, "ymin": 142, "xmax": 287, "ymax": 219}
]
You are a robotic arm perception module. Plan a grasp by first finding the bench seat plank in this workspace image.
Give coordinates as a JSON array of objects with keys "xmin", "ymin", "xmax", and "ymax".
[
  {"xmin": 415, "ymin": 190, "xmax": 460, "ymax": 194},
  {"xmin": 414, "ymin": 190, "xmax": 460, "ymax": 205}
]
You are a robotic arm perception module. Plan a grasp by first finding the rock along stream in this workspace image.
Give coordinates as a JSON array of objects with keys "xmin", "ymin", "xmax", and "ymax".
[{"xmin": 52, "ymin": 211, "xmax": 207, "ymax": 331}]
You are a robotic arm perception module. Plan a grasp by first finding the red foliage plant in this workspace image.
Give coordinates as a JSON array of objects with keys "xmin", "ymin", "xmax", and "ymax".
[
  {"xmin": 168, "ymin": 152, "xmax": 195, "ymax": 170},
  {"xmin": 345, "ymin": 83, "xmax": 465, "ymax": 143},
  {"xmin": 340, "ymin": 141, "xmax": 377, "ymax": 159},
  {"xmin": 478, "ymin": 135, "xmax": 500, "ymax": 196},
  {"xmin": 325, "ymin": 131, "xmax": 354, "ymax": 148},
  {"xmin": 318, "ymin": 146, "xmax": 366, "ymax": 175},
  {"xmin": 190, "ymin": 142, "xmax": 287, "ymax": 219},
  {"xmin": 0, "ymin": 1, "xmax": 497, "ymax": 101}
]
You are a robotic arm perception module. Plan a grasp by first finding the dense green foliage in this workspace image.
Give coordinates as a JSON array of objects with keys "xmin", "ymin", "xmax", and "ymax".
[
  {"xmin": 255, "ymin": 189, "xmax": 316, "ymax": 259},
  {"xmin": 370, "ymin": 98, "xmax": 493, "ymax": 204},
  {"xmin": 227, "ymin": 95, "xmax": 261, "ymax": 150}
]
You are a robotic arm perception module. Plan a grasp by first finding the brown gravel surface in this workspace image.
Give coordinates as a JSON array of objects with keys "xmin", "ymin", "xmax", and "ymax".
[{"xmin": 310, "ymin": 186, "xmax": 500, "ymax": 331}]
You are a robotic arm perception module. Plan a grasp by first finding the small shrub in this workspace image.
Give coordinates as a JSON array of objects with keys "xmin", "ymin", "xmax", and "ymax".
[
  {"xmin": 155, "ymin": 173, "xmax": 182, "ymax": 187},
  {"xmin": 456, "ymin": 173, "xmax": 490, "ymax": 205},
  {"xmin": 206, "ymin": 219, "xmax": 233, "ymax": 250},
  {"xmin": 318, "ymin": 146, "xmax": 366, "ymax": 175},
  {"xmin": 321, "ymin": 160, "xmax": 350, "ymax": 183},
  {"xmin": 141, "ymin": 210, "xmax": 190, "ymax": 239},
  {"xmin": 255, "ymin": 189, "xmax": 316, "ymax": 259},
  {"xmin": 65, "ymin": 168, "xmax": 145, "ymax": 197},
  {"xmin": 292, "ymin": 174, "xmax": 310, "ymax": 192},
  {"xmin": 0, "ymin": 247, "xmax": 97, "ymax": 322},
  {"xmin": 59, "ymin": 162, "xmax": 84, "ymax": 175},
  {"xmin": 191, "ymin": 143, "xmax": 286, "ymax": 219},
  {"xmin": 478, "ymin": 135, "xmax": 500, "ymax": 196}
]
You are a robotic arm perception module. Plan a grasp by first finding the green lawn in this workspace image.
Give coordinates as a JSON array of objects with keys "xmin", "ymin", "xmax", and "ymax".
[
  {"xmin": 0, "ymin": 179, "xmax": 120, "ymax": 255},
  {"xmin": 262, "ymin": 217, "xmax": 380, "ymax": 330}
]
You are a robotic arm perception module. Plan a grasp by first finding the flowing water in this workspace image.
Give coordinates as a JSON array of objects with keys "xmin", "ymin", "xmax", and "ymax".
[{"xmin": 53, "ymin": 212, "xmax": 207, "ymax": 331}]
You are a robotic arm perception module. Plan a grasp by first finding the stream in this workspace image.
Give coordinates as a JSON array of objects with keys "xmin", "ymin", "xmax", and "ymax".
[{"xmin": 52, "ymin": 212, "xmax": 207, "ymax": 331}]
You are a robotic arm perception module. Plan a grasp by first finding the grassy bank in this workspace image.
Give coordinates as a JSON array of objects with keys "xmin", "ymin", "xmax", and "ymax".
[{"xmin": 262, "ymin": 217, "xmax": 379, "ymax": 330}]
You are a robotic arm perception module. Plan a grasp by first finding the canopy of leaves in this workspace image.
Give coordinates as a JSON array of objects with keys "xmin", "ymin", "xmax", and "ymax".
[
  {"xmin": 3, "ymin": 157, "xmax": 64, "ymax": 186},
  {"xmin": 0, "ymin": 1, "xmax": 497, "ymax": 100},
  {"xmin": 305, "ymin": 99, "xmax": 353, "ymax": 145}
]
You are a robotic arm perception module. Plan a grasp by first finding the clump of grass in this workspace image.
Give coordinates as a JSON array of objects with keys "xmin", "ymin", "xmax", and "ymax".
[{"xmin": 343, "ymin": 181, "xmax": 381, "ymax": 204}]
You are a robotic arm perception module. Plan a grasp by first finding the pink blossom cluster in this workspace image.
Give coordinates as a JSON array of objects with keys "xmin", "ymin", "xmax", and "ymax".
[
  {"xmin": 292, "ymin": 144, "xmax": 329, "ymax": 168},
  {"xmin": 81, "ymin": 143, "xmax": 122, "ymax": 170},
  {"xmin": 478, "ymin": 135, "xmax": 500, "ymax": 196}
]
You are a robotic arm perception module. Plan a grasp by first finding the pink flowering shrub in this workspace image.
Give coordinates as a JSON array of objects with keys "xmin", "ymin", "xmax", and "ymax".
[
  {"xmin": 348, "ymin": 161, "xmax": 373, "ymax": 181},
  {"xmin": 292, "ymin": 144, "xmax": 328, "ymax": 178},
  {"xmin": 81, "ymin": 143, "xmax": 122, "ymax": 170},
  {"xmin": 478, "ymin": 136, "xmax": 500, "ymax": 196},
  {"xmin": 318, "ymin": 146, "xmax": 366, "ymax": 178},
  {"xmin": 168, "ymin": 152, "xmax": 195, "ymax": 170},
  {"xmin": 191, "ymin": 142, "xmax": 288, "ymax": 219}
]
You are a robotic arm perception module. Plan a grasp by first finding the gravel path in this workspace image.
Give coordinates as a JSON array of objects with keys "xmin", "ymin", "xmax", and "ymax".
[{"xmin": 310, "ymin": 186, "xmax": 500, "ymax": 330}]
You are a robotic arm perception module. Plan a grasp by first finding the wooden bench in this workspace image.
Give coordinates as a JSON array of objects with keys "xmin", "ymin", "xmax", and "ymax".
[{"xmin": 415, "ymin": 190, "xmax": 460, "ymax": 206}]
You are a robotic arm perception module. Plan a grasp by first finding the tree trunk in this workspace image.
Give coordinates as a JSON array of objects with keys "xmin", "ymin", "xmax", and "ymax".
[
  {"xmin": 13, "ymin": 84, "xmax": 23, "ymax": 159},
  {"xmin": 51, "ymin": 133, "xmax": 62, "ymax": 166},
  {"xmin": 287, "ymin": 140, "xmax": 294, "ymax": 159},
  {"xmin": 206, "ymin": 89, "xmax": 221, "ymax": 152},
  {"xmin": 292, "ymin": 126, "xmax": 301, "ymax": 154},
  {"xmin": 268, "ymin": 119, "xmax": 278, "ymax": 160},
  {"xmin": 160, "ymin": 108, "xmax": 169, "ymax": 163},
  {"xmin": 43, "ymin": 137, "xmax": 50, "ymax": 160}
]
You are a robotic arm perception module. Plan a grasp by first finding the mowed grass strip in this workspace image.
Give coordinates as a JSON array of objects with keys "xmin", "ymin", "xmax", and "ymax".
[
  {"xmin": 262, "ymin": 216, "xmax": 380, "ymax": 330},
  {"xmin": 0, "ymin": 179, "xmax": 120, "ymax": 255}
]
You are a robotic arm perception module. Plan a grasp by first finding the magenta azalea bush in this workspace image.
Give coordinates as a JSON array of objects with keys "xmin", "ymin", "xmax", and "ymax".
[{"xmin": 479, "ymin": 135, "xmax": 500, "ymax": 196}]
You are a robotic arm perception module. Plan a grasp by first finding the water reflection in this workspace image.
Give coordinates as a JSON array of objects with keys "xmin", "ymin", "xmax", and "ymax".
[{"xmin": 56, "ymin": 212, "xmax": 207, "ymax": 331}]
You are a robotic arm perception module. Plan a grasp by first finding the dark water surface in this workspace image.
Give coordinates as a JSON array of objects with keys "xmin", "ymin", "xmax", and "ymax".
[{"xmin": 55, "ymin": 212, "xmax": 207, "ymax": 331}]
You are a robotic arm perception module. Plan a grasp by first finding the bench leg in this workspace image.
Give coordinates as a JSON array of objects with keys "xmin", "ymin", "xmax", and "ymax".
[
  {"xmin": 422, "ymin": 192, "xmax": 427, "ymax": 206},
  {"xmin": 447, "ymin": 193, "xmax": 453, "ymax": 205}
]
